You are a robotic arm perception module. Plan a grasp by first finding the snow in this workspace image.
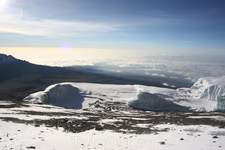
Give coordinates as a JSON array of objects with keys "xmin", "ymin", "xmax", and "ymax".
[
  {"xmin": 24, "ymin": 76, "xmax": 225, "ymax": 111},
  {"xmin": 190, "ymin": 77, "xmax": 225, "ymax": 100},
  {"xmin": 131, "ymin": 123, "xmax": 152, "ymax": 128},
  {"xmin": 24, "ymin": 83, "xmax": 139, "ymax": 109},
  {"xmin": 0, "ymin": 102, "xmax": 88, "ymax": 121},
  {"xmin": 189, "ymin": 76, "xmax": 225, "ymax": 110},
  {"xmin": 10, "ymin": 103, "xmax": 76, "ymax": 113},
  {"xmin": 101, "ymin": 119, "xmax": 123, "ymax": 124},
  {"xmin": 1, "ymin": 100, "xmax": 225, "ymax": 149},
  {"xmin": 187, "ymin": 116, "xmax": 225, "ymax": 121},
  {"xmin": 1, "ymin": 120, "xmax": 225, "ymax": 150},
  {"xmin": 131, "ymin": 118, "xmax": 152, "ymax": 120},
  {"xmin": 0, "ymin": 54, "xmax": 17, "ymax": 64},
  {"xmin": 0, "ymin": 112, "xmax": 87, "ymax": 121},
  {"xmin": 128, "ymin": 92, "xmax": 190, "ymax": 111}
]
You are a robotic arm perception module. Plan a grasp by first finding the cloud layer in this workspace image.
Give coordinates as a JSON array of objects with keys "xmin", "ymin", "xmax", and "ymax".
[{"xmin": 42, "ymin": 57, "xmax": 225, "ymax": 82}]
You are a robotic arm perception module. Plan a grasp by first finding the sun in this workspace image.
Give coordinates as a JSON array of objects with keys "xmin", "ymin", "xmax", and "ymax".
[{"xmin": 0, "ymin": 0, "xmax": 6, "ymax": 6}]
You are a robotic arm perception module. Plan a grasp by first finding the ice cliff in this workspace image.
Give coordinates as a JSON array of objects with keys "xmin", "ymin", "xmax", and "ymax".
[
  {"xmin": 190, "ymin": 76, "xmax": 225, "ymax": 110},
  {"xmin": 128, "ymin": 92, "xmax": 190, "ymax": 111},
  {"xmin": 127, "ymin": 76, "xmax": 225, "ymax": 111},
  {"xmin": 190, "ymin": 76, "xmax": 225, "ymax": 100},
  {"xmin": 24, "ymin": 84, "xmax": 84, "ymax": 109}
]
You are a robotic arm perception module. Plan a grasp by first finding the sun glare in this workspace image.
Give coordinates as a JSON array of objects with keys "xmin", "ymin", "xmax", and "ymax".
[{"xmin": 0, "ymin": 0, "xmax": 6, "ymax": 6}]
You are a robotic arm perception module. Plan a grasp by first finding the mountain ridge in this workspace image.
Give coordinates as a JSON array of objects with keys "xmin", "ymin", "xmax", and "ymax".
[
  {"xmin": 0, "ymin": 53, "xmax": 17, "ymax": 64},
  {"xmin": 0, "ymin": 54, "xmax": 172, "ymax": 101}
]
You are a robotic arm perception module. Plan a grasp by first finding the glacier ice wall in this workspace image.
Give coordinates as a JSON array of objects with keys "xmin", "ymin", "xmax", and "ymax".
[
  {"xmin": 24, "ymin": 84, "xmax": 84, "ymax": 109},
  {"xmin": 189, "ymin": 76, "xmax": 225, "ymax": 111},
  {"xmin": 128, "ymin": 92, "xmax": 190, "ymax": 111},
  {"xmin": 191, "ymin": 77, "xmax": 225, "ymax": 101},
  {"xmin": 215, "ymin": 96, "xmax": 225, "ymax": 111}
]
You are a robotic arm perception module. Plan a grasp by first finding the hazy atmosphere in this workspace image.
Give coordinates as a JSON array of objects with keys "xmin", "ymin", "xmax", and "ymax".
[
  {"xmin": 1, "ymin": 0, "xmax": 225, "ymax": 83},
  {"xmin": 1, "ymin": 1, "xmax": 225, "ymax": 149},
  {"xmin": 1, "ymin": 0, "xmax": 225, "ymax": 56}
]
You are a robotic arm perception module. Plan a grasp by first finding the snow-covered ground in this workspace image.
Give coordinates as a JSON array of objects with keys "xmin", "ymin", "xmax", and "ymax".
[
  {"xmin": 1, "ymin": 76, "xmax": 225, "ymax": 149},
  {"xmin": 0, "ymin": 101, "xmax": 225, "ymax": 150},
  {"xmin": 24, "ymin": 76, "xmax": 225, "ymax": 111},
  {"xmin": 1, "ymin": 120, "xmax": 225, "ymax": 150}
]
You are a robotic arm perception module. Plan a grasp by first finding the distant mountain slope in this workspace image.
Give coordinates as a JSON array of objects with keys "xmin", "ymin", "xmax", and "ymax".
[
  {"xmin": 0, "ymin": 54, "xmax": 167, "ymax": 101},
  {"xmin": 0, "ymin": 54, "xmax": 86, "ymax": 100},
  {"xmin": 0, "ymin": 54, "xmax": 79, "ymax": 83}
]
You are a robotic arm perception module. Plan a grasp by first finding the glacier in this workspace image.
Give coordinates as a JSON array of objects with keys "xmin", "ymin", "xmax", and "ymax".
[
  {"xmin": 190, "ymin": 76, "xmax": 225, "ymax": 100},
  {"xmin": 24, "ymin": 84, "xmax": 84, "ymax": 109},
  {"xmin": 24, "ymin": 83, "xmax": 139, "ymax": 109},
  {"xmin": 128, "ymin": 92, "xmax": 190, "ymax": 111},
  {"xmin": 24, "ymin": 76, "xmax": 225, "ymax": 111},
  {"xmin": 189, "ymin": 76, "xmax": 225, "ymax": 111}
]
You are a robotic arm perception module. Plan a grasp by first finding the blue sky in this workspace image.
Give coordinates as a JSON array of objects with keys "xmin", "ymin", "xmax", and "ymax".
[{"xmin": 0, "ymin": 0, "xmax": 225, "ymax": 61}]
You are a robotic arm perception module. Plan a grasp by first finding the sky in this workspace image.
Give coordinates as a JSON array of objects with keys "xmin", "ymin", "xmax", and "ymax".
[{"xmin": 0, "ymin": 0, "xmax": 225, "ymax": 64}]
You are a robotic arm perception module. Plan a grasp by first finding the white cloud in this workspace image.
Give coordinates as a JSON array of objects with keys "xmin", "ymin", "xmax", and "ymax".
[
  {"xmin": 151, "ymin": 73, "xmax": 166, "ymax": 77},
  {"xmin": 0, "ymin": 8, "xmax": 120, "ymax": 37},
  {"xmin": 0, "ymin": 3, "xmax": 220, "ymax": 38},
  {"xmin": 3, "ymin": 47, "xmax": 224, "ymax": 82},
  {"xmin": 41, "ymin": 57, "xmax": 225, "ymax": 81},
  {"xmin": 162, "ymin": 83, "xmax": 169, "ymax": 86}
]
